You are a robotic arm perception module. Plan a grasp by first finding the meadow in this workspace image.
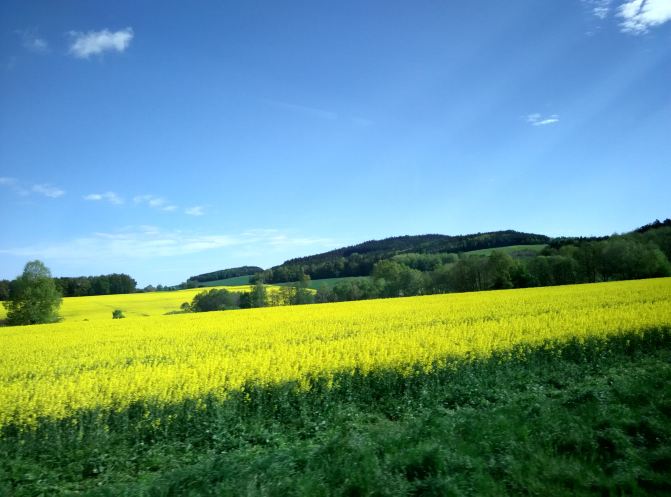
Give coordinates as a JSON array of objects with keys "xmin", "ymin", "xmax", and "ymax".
[{"xmin": 1, "ymin": 278, "xmax": 670, "ymax": 495}]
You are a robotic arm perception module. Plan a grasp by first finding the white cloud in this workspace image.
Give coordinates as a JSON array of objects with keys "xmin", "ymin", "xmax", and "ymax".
[
  {"xmin": 185, "ymin": 206, "xmax": 205, "ymax": 216},
  {"xmin": 134, "ymin": 194, "xmax": 179, "ymax": 212},
  {"xmin": 69, "ymin": 27, "xmax": 134, "ymax": 58},
  {"xmin": 84, "ymin": 192, "xmax": 124, "ymax": 204},
  {"xmin": 618, "ymin": 0, "xmax": 671, "ymax": 33},
  {"xmin": 527, "ymin": 113, "xmax": 560, "ymax": 126},
  {"xmin": 31, "ymin": 184, "xmax": 65, "ymax": 198},
  {"xmin": 0, "ymin": 227, "xmax": 338, "ymax": 262}
]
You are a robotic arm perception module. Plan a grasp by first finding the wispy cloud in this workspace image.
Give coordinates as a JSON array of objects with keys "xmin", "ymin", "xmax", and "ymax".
[
  {"xmin": 32, "ymin": 184, "xmax": 65, "ymax": 198},
  {"xmin": 0, "ymin": 227, "xmax": 338, "ymax": 261},
  {"xmin": 618, "ymin": 0, "xmax": 671, "ymax": 34},
  {"xmin": 68, "ymin": 27, "xmax": 134, "ymax": 58},
  {"xmin": 0, "ymin": 176, "xmax": 29, "ymax": 195},
  {"xmin": 527, "ymin": 113, "xmax": 560, "ymax": 126},
  {"xmin": 134, "ymin": 194, "xmax": 178, "ymax": 212},
  {"xmin": 1, "ymin": 177, "xmax": 65, "ymax": 198},
  {"xmin": 17, "ymin": 29, "xmax": 49, "ymax": 53},
  {"xmin": 583, "ymin": 0, "xmax": 613, "ymax": 19},
  {"xmin": 84, "ymin": 192, "xmax": 124, "ymax": 205},
  {"xmin": 185, "ymin": 206, "xmax": 205, "ymax": 216}
]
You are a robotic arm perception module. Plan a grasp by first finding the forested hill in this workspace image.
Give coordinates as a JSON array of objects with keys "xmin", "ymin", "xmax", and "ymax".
[
  {"xmin": 258, "ymin": 230, "xmax": 550, "ymax": 283},
  {"xmin": 188, "ymin": 266, "xmax": 263, "ymax": 284}
]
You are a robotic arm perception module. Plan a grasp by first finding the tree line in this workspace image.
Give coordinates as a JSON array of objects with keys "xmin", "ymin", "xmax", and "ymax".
[
  {"xmin": 313, "ymin": 229, "xmax": 671, "ymax": 303},
  {"xmin": 183, "ymin": 276, "xmax": 314, "ymax": 314},
  {"xmin": 253, "ymin": 231, "xmax": 550, "ymax": 283},
  {"xmin": 0, "ymin": 273, "xmax": 137, "ymax": 300}
]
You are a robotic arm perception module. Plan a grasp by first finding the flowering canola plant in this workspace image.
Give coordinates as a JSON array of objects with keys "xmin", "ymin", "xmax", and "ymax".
[
  {"xmin": 0, "ymin": 285, "xmax": 261, "ymax": 322},
  {"xmin": 1, "ymin": 278, "xmax": 670, "ymax": 429}
]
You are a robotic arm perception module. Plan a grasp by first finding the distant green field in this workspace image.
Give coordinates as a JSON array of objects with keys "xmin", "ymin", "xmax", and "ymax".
[
  {"xmin": 279, "ymin": 276, "xmax": 371, "ymax": 290},
  {"xmin": 463, "ymin": 244, "xmax": 547, "ymax": 257},
  {"xmin": 191, "ymin": 275, "xmax": 253, "ymax": 287}
]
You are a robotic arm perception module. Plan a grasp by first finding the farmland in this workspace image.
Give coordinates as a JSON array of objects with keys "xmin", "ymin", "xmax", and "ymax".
[
  {"xmin": 1, "ymin": 278, "xmax": 670, "ymax": 495},
  {"xmin": 0, "ymin": 285, "xmax": 255, "ymax": 323}
]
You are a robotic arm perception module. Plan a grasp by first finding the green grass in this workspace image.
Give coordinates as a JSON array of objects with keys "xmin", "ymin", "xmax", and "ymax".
[
  {"xmin": 464, "ymin": 243, "xmax": 547, "ymax": 257},
  {"xmin": 2, "ymin": 328, "xmax": 669, "ymax": 496},
  {"xmin": 279, "ymin": 276, "xmax": 371, "ymax": 290},
  {"xmin": 190, "ymin": 275, "xmax": 253, "ymax": 287}
]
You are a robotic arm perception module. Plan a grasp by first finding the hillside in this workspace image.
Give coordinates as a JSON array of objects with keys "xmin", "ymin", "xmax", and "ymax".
[
  {"xmin": 187, "ymin": 266, "xmax": 263, "ymax": 284},
  {"xmin": 182, "ymin": 219, "xmax": 670, "ymax": 287},
  {"xmin": 260, "ymin": 230, "xmax": 550, "ymax": 283}
]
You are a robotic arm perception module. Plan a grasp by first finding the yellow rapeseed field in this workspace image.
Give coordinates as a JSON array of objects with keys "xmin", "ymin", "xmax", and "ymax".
[
  {"xmin": 1, "ymin": 278, "xmax": 670, "ymax": 429},
  {"xmin": 0, "ymin": 285, "xmax": 256, "ymax": 322}
]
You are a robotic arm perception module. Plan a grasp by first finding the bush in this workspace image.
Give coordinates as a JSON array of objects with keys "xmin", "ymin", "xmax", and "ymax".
[
  {"xmin": 191, "ymin": 289, "xmax": 240, "ymax": 312},
  {"xmin": 112, "ymin": 309, "xmax": 125, "ymax": 319}
]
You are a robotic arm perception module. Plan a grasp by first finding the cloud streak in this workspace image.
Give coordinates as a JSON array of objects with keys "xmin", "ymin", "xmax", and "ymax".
[
  {"xmin": 185, "ymin": 206, "xmax": 205, "ymax": 216},
  {"xmin": 527, "ymin": 113, "xmax": 560, "ymax": 126},
  {"xmin": 0, "ymin": 227, "xmax": 338, "ymax": 262},
  {"xmin": 32, "ymin": 184, "xmax": 65, "ymax": 198},
  {"xmin": 84, "ymin": 192, "xmax": 124, "ymax": 204},
  {"xmin": 69, "ymin": 28, "xmax": 134, "ymax": 58},
  {"xmin": 1, "ymin": 177, "xmax": 66, "ymax": 198},
  {"xmin": 134, "ymin": 194, "xmax": 177, "ymax": 212}
]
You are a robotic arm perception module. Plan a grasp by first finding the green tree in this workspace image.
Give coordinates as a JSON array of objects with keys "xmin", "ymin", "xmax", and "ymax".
[
  {"xmin": 486, "ymin": 251, "xmax": 514, "ymax": 289},
  {"xmin": 292, "ymin": 273, "xmax": 314, "ymax": 305},
  {"xmin": 191, "ymin": 288, "xmax": 240, "ymax": 312},
  {"xmin": 0, "ymin": 280, "xmax": 10, "ymax": 301},
  {"xmin": 250, "ymin": 279, "xmax": 268, "ymax": 308},
  {"xmin": 112, "ymin": 309, "xmax": 125, "ymax": 319},
  {"xmin": 3, "ymin": 260, "xmax": 62, "ymax": 325}
]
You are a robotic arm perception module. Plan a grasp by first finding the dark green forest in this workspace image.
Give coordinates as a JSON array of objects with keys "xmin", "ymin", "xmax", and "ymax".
[
  {"xmin": 0, "ymin": 273, "xmax": 137, "ymax": 300},
  {"xmin": 187, "ymin": 266, "xmax": 263, "ymax": 284},
  {"xmin": 255, "ymin": 230, "xmax": 551, "ymax": 283}
]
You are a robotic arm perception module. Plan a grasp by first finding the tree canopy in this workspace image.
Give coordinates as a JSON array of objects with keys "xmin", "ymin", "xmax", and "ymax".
[{"xmin": 3, "ymin": 260, "xmax": 62, "ymax": 326}]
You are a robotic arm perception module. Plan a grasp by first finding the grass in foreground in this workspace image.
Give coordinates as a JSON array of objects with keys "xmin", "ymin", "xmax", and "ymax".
[{"xmin": 1, "ymin": 329, "xmax": 669, "ymax": 496}]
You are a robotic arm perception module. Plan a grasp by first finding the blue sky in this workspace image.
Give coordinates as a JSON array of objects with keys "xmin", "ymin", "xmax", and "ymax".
[{"xmin": 1, "ymin": 0, "xmax": 670, "ymax": 286}]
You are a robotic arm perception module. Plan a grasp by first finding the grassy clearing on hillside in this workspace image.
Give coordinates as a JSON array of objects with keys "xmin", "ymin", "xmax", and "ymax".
[
  {"xmin": 279, "ymin": 276, "xmax": 371, "ymax": 290},
  {"xmin": 463, "ymin": 243, "xmax": 547, "ymax": 257},
  {"xmin": 189, "ymin": 275, "xmax": 253, "ymax": 287},
  {"xmin": 0, "ymin": 286, "xmax": 255, "ymax": 323}
]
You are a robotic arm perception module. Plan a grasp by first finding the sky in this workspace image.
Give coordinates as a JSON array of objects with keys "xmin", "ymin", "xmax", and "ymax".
[{"xmin": 1, "ymin": 0, "xmax": 670, "ymax": 286}]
